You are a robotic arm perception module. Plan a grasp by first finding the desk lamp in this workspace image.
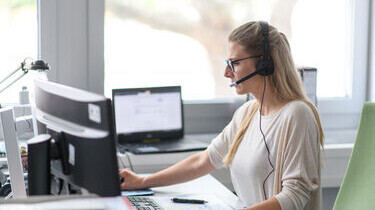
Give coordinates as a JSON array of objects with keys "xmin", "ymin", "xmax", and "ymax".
[{"xmin": 0, "ymin": 58, "xmax": 49, "ymax": 94}]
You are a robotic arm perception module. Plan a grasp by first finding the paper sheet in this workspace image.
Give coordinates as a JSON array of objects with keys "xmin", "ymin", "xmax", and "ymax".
[{"xmin": 152, "ymin": 193, "xmax": 234, "ymax": 210}]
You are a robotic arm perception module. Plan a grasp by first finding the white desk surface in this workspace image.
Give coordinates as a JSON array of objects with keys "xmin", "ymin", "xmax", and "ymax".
[
  {"xmin": 0, "ymin": 174, "xmax": 242, "ymax": 210},
  {"xmin": 150, "ymin": 174, "xmax": 243, "ymax": 209}
]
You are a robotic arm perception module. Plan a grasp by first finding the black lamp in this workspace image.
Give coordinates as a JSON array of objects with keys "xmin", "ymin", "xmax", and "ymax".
[
  {"xmin": 0, "ymin": 58, "xmax": 49, "ymax": 94},
  {"xmin": 30, "ymin": 60, "xmax": 50, "ymax": 71}
]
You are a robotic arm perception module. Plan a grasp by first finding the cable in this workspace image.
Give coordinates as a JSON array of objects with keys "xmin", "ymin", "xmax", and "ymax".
[
  {"xmin": 259, "ymin": 76, "xmax": 275, "ymax": 200},
  {"xmin": 124, "ymin": 151, "xmax": 135, "ymax": 172},
  {"xmin": 116, "ymin": 147, "xmax": 134, "ymax": 172},
  {"xmin": 25, "ymin": 117, "xmax": 32, "ymax": 129},
  {"xmin": 116, "ymin": 147, "xmax": 127, "ymax": 168},
  {"xmin": 57, "ymin": 178, "xmax": 64, "ymax": 195}
]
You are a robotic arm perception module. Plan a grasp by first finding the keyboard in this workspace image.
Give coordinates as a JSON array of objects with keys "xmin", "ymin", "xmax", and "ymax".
[
  {"xmin": 127, "ymin": 196, "xmax": 164, "ymax": 210},
  {"xmin": 117, "ymin": 139, "xmax": 208, "ymax": 154}
]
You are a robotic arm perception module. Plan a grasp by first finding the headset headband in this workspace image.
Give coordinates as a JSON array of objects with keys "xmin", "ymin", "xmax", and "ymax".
[{"xmin": 260, "ymin": 21, "xmax": 269, "ymax": 59}]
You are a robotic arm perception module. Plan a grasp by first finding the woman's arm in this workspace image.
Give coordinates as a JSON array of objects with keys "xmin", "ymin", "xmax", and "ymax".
[
  {"xmin": 119, "ymin": 150, "xmax": 216, "ymax": 190},
  {"xmin": 244, "ymin": 197, "xmax": 282, "ymax": 210}
]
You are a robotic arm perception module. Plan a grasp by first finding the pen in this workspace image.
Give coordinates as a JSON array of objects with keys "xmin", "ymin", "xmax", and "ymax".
[{"xmin": 171, "ymin": 198, "xmax": 207, "ymax": 204}]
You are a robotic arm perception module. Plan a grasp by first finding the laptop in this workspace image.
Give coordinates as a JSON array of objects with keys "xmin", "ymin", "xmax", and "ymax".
[{"xmin": 112, "ymin": 86, "xmax": 208, "ymax": 154}]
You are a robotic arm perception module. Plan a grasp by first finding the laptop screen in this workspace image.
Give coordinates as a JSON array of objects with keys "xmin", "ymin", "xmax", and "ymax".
[{"xmin": 112, "ymin": 86, "xmax": 183, "ymax": 141}]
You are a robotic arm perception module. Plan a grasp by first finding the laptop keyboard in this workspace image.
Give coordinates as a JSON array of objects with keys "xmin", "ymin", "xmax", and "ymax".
[
  {"xmin": 117, "ymin": 139, "xmax": 207, "ymax": 154},
  {"xmin": 127, "ymin": 196, "xmax": 164, "ymax": 210},
  {"xmin": 135, "ymin": 141, "xmax": 181, "ymax": 148}
]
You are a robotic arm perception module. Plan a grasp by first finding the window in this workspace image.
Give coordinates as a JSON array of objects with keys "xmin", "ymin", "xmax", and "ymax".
[
  {"xmin": 0, "ymin": 0, "xmax": 37, "ymax": 104},
  {"xmin": 104, "ymin": 0, "xmax": 364, "ymax": 103},
  {"xmin": 38, "ymin": 0, "xmax": 368, "ymax": 141},
  {"xmin": 291, "ymin": 0, "xmax": 352, "ymax": 98}
]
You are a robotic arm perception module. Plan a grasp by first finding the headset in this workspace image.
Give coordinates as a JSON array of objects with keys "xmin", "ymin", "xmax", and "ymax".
[
  {"xmin": 229, "ymin": 21, "xmax": 274, "ymax": 87},
  {"xmin": 256, "ymin": 21, "xmax": 274, "ymax": 76}
]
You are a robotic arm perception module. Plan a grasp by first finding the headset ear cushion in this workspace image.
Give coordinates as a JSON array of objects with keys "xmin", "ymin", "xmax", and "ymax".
[{"xmin": 256, "ymin": 58, "xmax": 274, "ymax": 76}]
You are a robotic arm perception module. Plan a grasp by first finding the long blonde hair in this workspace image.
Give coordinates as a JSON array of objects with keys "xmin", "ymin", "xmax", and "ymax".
[{"xmin": 224, "ymin": 21, "xmax": 324, "ymax": 166}]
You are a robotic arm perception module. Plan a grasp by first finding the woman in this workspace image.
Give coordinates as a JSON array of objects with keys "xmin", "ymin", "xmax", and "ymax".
[{"xmin": 119, "ymin": 21, "xmax": 324, "ymax": 210}]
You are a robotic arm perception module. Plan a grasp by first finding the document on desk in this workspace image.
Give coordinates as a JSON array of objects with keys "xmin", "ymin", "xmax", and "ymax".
[
  {"xmin": 0, "ymin": 196, "xmax": 132, "ymax": 210},
  {"xmin": 153, "ymin": 193, "xmax": 233, "ymax": 210}
]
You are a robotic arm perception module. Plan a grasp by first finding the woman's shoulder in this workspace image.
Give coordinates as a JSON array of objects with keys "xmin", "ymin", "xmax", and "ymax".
[
  {"xmin": 285, "ymin": 100, "xmax": 311, "ymax": 110},
  {"xmin": 231, "ymin": 99, "xmax": 256, "ymax": 121},
  {"xmin": 242, "ymin": 99, "xmax": 257, "ymax": 108},
  {"xmin": 282, "ymin": 100, "xmax": 316, "ymax": 121},
  {"xmin": 237, "ymin": 99, "xmax": 256, "ymax": 113}
]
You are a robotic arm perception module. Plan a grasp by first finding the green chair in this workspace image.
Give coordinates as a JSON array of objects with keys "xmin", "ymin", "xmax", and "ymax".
[{"xmin": 333, "ymin": 102, "xmax": 375, "ymax": 210}]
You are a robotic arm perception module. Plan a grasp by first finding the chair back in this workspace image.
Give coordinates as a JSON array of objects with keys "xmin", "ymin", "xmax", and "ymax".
[{"xmin": 333, "ymin": 102, "xmax": 375, "ymax": 209}]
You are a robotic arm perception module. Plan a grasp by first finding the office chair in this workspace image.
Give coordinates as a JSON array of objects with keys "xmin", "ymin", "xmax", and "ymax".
[{"xmin": 333, "ymin": 102, "xmax": 375, "ymax": 210}]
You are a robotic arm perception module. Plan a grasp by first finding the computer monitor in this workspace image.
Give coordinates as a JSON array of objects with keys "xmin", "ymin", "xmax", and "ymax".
[
  {"xmin": 298, "ymin": 67, "xmax": 317, "ymax": 106},
  {"xmin": 112, "ymin": 86, "xmax": 183, "ymax": 142},
  {"xmin": 29, "ymin": 78, "xmax": 121, "ymax": 197}
]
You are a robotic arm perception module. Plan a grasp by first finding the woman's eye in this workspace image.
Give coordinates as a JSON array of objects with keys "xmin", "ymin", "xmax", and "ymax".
[{"xmin": 232, "ymin": 61, "xmax": 240, "ymax": 66}]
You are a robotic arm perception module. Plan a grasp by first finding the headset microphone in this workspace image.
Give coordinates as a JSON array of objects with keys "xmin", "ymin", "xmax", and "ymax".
[{"xmin": 229, "ymin": 69, "xmax": 261, "ymax": 87}]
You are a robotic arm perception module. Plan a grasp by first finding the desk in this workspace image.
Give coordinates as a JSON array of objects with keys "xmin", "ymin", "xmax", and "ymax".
[{"xmin": 0, "ymin": 174, "xmax": 242, "ymax": 210}]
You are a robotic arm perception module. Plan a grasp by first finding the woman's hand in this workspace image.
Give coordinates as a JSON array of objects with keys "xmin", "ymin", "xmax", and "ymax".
[{"xmin": 119, "ymin": 168, "xmax": 147, "ymax": 190}]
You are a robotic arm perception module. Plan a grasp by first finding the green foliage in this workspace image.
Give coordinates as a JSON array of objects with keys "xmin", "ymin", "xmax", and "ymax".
[{"xmin": 0, "ymin": 0, "xmax": 35, "ymax": 9}]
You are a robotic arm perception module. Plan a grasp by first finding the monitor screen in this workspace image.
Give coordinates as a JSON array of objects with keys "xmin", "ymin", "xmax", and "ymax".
[
  {"xmin": 31, "ymin": 78, "xmax": 121, "ymax": 197},
  {"xmin": 112, "ymin": 86, "xmax": 183, "ymax": 141}
]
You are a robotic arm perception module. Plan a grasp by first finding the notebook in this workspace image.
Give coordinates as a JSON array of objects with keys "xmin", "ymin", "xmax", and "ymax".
[{"xmin": 112, "ymin": 86, "xmax": 208, "ymax": 154}]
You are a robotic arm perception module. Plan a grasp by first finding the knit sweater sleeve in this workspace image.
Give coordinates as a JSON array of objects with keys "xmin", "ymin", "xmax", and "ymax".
[{"xmin": 274, "ymin": 102, "xmax": 321, "ymax": 210}]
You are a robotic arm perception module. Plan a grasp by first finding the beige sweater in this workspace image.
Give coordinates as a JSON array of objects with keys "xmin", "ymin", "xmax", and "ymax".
[{"xmin": 207, "ymin": 100, "xmax": 321, "ymax": 210}]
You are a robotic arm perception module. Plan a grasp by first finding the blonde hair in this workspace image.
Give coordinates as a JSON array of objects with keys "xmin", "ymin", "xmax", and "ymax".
[{"xmin": 224, "ymin": 21, "xmax": 324, "ymax": 166}]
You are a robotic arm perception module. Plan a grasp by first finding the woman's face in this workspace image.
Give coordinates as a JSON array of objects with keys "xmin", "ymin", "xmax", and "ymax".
[{"xmin": 224, "ymin": 41, "xmax": 262, "ymax": 95}]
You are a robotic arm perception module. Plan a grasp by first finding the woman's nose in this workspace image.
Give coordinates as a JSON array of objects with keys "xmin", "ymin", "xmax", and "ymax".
[{"xmin": 224, "ymin": 66, "xmax": 234, "ymax": 78}]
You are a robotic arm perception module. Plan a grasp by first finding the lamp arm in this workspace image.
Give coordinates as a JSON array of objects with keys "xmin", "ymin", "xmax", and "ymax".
[
  {"xmin": 0, "ymin": 58, "xmax": 34, "ymax": 94},
  {"xmin": 0, "ymin": 71, "xmax": 28, "ymax": 94},
  {"xmin": 0, "ymin": 65, "xmax": 23, "ymax": 84},
  {"xmin": 0, "ymin": 58, "xmax": 49, "ymax": 95}
]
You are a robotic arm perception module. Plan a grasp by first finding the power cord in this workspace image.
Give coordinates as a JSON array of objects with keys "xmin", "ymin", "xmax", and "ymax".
[
  {"xmin": 116, "ymin": 147, "xmax": 134, "ymax": 172},
  {"xmin": 124, "ymin": 151, "xmax": 134, "ymax": 172},
  {"xmin": 259, "ymin": 76, "xmax": 275, "ymax": 200},
  {"xmin": 57, "ymin": 178, "xmax": 64, "ymax": 195}
]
